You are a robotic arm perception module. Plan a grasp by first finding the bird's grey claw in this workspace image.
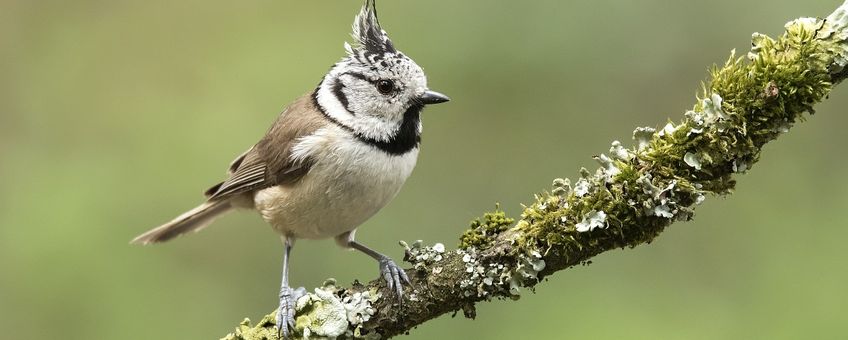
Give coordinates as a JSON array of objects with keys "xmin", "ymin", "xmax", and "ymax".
[
  {"xmin": 378, "ymin": 257, "xmax": 410, "ymax": 301},
  {"xmin": 276, "ymin": 286, "xmax": 306, "ymax": 339}
]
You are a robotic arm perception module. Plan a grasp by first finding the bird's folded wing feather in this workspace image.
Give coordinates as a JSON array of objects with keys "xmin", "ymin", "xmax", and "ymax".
[
  {"xmin": 204, "ymin": 93, "xmax": 326, "ymax": 200},
  {"xmin": 205, "ymin": 150, "xmax": 268, "ymax": 199}
]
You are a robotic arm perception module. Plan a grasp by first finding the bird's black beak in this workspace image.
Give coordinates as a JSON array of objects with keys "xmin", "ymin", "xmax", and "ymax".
[{"xmin": 420, "ymin": 90, "xmax": 450, "ymax": 105}]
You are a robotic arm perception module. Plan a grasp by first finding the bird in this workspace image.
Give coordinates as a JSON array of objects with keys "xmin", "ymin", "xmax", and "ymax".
[{"xmin": 130, "ymin": 0, "xmax": 449, "ymax": 337}]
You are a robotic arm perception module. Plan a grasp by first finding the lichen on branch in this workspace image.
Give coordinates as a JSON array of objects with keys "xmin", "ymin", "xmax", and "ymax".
[{"xmin": 223, "ymin": 2, "xmax": 848, "ymax": 339}]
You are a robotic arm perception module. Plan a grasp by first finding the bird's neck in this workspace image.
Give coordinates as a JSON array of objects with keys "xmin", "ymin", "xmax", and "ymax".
[{"xmin": 312, "ymin": 87, "xmax": 422, "ymax": 155}]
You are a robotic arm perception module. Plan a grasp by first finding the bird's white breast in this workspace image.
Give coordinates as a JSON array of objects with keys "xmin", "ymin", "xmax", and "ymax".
[{"xmin": 253, "ymin": 126, "xmax": 418, "ymax": 239}]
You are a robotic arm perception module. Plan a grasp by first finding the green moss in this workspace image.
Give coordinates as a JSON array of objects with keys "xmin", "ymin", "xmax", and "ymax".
[{"xmin": 459, "ymin": 207, "xmax": 515, "ymax": 250}]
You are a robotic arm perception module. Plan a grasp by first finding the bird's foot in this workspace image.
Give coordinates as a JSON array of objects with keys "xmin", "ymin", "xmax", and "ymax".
[
  {"xmin": 378, "ymin": 256, "xmax": 411, "ymax": 301},
  {"xmin": 276, "ymin": 286, "xmax": 307, "ymax": 339}
]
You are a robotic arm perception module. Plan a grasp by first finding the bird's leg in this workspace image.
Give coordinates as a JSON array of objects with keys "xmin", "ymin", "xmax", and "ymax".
[
  {"xmin": 276, "ymin": 237, "xmax": 306, "ymax": 339},
  {"xmin": 346, "ymin": 238, "xmax": 411, "ymax": 301}
]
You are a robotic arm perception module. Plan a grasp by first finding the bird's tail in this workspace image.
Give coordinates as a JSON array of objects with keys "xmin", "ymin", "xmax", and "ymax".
[{"xmin": 131, "ymin": 200, "xmax": 233, "ymax": 245}]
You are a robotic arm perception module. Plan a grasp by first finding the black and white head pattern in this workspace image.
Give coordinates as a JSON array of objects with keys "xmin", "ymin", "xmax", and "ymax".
[{"xmin": 314, "ymin": 0, "xmax": 429, "ymax": 155}]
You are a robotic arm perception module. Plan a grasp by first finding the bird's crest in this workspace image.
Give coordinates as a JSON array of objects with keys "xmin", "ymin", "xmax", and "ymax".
[{"xmin": 350, "ymin": 0, "xmax": 396, "ymax": 56}]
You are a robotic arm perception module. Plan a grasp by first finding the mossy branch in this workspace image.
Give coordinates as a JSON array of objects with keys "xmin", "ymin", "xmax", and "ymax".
[{"xmin": 223, "ymin": 2, "xmax": 848, "ymax": 339}]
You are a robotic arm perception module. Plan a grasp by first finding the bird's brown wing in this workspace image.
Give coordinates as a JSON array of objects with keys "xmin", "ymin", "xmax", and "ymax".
[{"xmin": 204, "ymin": 93, "xmax": 327, "ymax": 200}]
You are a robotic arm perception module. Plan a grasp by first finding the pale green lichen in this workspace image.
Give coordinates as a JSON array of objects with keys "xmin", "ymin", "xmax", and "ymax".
[
  {"xmin": 221, "ymin": 316, "xmax": 279, "ymax": 340},
  {"xmin": 823, "ymin": 3, "xmax": 848, "ymax": 73},
  {"xmin": 573, "ymin": 178, "xmax": 591, "ymax": 197},
  {"xmin": 294, "ymin": 282, "xmax": 349, "ymax": 339},
  {"xmin": 575, "ymin": 210, "xmax": 608, "ymax": 232},
  {"xmin": 456, "ymin": 246, "xmax": 528, "ymax": 298},
  {"xmin": 341, "ymin": 289, "xmax": 381, "ymax": 338},
  {"xmin": 609, "ymin": 141, "xmax": 634, "ymax": 161},
  {"xmin": 633, "ymin": 127, "xmax": 657, "ymax": 150},
  {"xmin": 551, "ymin": 178, "xmax": 572, "ymax": 197},
  {"xmin": 658, "ymin": 122, "xmax": 678, "ymax": 137},
  {"xmin": 401, "ymin": 240, "xmax": 446, "ymax": 272},
  {"xmin": 594, "ymin": 154, "xmax": 621, "ymax": 181},
  {"xmin": 507, "ymin": 251, "xmax": 546, "ymax": 296},
  {"xmin": 683, "ymin": 152, "xmax": 703, "ymax": 170},
  {"xmin": 457, "ymin": 248, "xmax": 483, "ymax": 296},
  {"xmin": 224, "ymin": 279, "xmax": 381, "ymax": 340}
]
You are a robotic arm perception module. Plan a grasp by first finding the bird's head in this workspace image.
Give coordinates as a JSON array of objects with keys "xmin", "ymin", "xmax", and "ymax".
[{"xmin": 315, "ymin": 0, "xmax": 449, "ymax": 142}]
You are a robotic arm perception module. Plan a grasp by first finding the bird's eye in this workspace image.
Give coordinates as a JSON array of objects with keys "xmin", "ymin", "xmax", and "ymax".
[{"xmin": 376, "ymin": 80, "xmax": 394, "ymax": 95}]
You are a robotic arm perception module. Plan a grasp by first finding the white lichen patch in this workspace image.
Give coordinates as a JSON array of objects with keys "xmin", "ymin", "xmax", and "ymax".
[
  {"xmin": 341, "ymin": 288, "xmax": 380, "ymax": 338},
  {"xmin": 824, "ymin": 1, "xmax": 848, "ymax": 70},
  {"xmin": 551, "ymin": 178, "xmax": 572, "ymax": 197},
  {"xmin": 653, "ymin": 204, "xmax": 675, "ymax": 218},
  {"xmin": 827, "ymin": 1, "xmax": 848, "ymax": 33},
  {"xmin": 684, "ymin": 150, "xmax": 715, "ymax": 172},
  {"xmin": 685, "ymin": 93, "xmax": 732, "ymax": 134},
  {"xmin": 609, "ymin": 141, "xmax": 633, "ymax": 161},
  {"xmin": 401, "ymin": 240, "xmax": 446, "ymax": 271},
  {"xmin": 575, "ymin": 210, "xmax": 608, "ymax": 232},
  {"xmin": 658, "ymin": 122, "xmax": 678, "ymax": 137},
  {"xmin": 508, "ymin": 251, "xmax": 546, "ymax": 296},
  {"xmin": 458, "ymin": 248, "xmax": 481, "ymax": 297},
  {"xmin": 342, "ymin": 290, "xmax": 379, "ymax": 326},
  {"xmin": 684, "ymin": 111, "xmax": 707, "ymax": 137},
  {"xmin": 684, "ymin": 110, "xmax": 704, "ymax": 126},
  {"xmin": 632, "ymin": 174, "xmax": 700, "ymax": 221},
  {"xmin": 287, "ymin": 280, "xmax": 383, "ymax": 339},
  {"xmin": 432, "ymin": 243, "xmax": 445, "ymax": 253},
  {"xmin": 702, "ymin": 93, "xmax": 729, "ymax": 121},
  {"xmin": 295, "ymin": 284, "xmax": 349, "ymax": 339},
  {"xmin": 633, "ymin": 127, "xmax": 657, "ymax": 151},
  {"xmin": 684, "ymin": 152, "xmax": 703, "ymax": 170},
  {"xmin": 573, "ymin": 178, "xmax": 591, "ymax": 197},
  {"xmin": 457, "ymin": 247, "xmax": 546, "ymax": 298},
  {"xmin": 455, "ymin": 248, "xmax": 515, "ymax": 298},
  {"xmin": 480, "ymin": 263, "xmax": 511, "ymax": 297},
  {"xmin": 594, "ymin": 154, "xmax": 621, "ymax": 182}
]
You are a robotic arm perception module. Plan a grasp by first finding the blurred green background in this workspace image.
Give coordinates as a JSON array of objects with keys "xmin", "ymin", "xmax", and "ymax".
[{"xmin": 2, "ymin": 1, "xmax": 847, "ymax": 339}]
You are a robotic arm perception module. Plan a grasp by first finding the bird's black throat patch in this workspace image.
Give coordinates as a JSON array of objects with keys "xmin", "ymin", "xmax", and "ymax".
[{"xmin": 312, "ymin": 91, "xmax": 421, "ymax": 155}]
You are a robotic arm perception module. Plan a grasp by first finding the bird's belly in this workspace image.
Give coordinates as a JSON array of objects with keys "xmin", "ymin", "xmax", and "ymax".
[{"xmin": 254, "ymin": 140, "xmax": 418, "ymax": 240}]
